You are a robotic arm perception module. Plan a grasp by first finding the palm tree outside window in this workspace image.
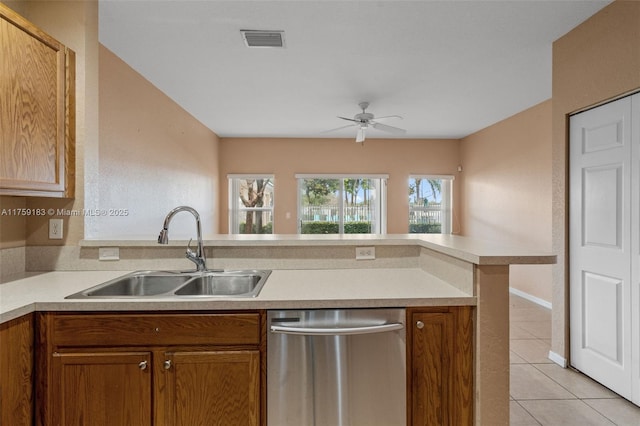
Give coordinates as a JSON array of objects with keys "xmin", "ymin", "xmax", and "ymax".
[{"xmin": 408, "ymin": 175, "xmax": 453, "ymax": 234}]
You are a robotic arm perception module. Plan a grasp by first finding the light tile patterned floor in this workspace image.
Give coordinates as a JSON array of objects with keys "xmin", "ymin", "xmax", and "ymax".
[{"xmin": 509, "ymin": 294, "xmax": 640, "ymax": 426}]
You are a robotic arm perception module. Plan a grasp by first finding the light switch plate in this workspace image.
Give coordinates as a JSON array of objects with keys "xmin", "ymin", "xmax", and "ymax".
[
  {"xmin": 48, "ymin": 219, "xmax": 63, "ymax": 239},
  {"xmin": 355, "ymin": 246, "xmax": 375, "ymax": 260}
]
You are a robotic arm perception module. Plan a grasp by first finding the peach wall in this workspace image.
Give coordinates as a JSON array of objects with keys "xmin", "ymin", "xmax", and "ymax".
[
  {"xmin": 96, "ymin": 45, "xmax": 220, "ymax": 239},
  {"xmin": 551, "ymin": 0, "xmax": 640, "ymax": 361},
  {"xmin": 460, "ymin": 100, "xmax": 553, "ymax": 302},
  {"xmin": 218, "ymin": 138, "xmax": 461, "ymax": 234}
]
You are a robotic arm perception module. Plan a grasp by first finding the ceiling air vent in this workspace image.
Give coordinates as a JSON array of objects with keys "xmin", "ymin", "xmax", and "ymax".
[{"xmin": 241, "ymin": 30, "xmax": 285, "ymax": 48}]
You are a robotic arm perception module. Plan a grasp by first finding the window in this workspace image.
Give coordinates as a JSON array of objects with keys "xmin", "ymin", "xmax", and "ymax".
[
  {"xmin": 228, "ymin": 175, "xmax": 274, "ymax": 234},
  {"xmin": 296, "ymin": 174, "xmax": 387, "ymax": 234},
  {"xmin": 409, "ymin": 175, "xmax": 453, "ymax": 234}
]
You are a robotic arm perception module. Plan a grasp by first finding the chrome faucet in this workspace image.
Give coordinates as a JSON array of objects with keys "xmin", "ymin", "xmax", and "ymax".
[{"xmin": 158, "ymin": 206, "xmax": 207, "ymax": 271}]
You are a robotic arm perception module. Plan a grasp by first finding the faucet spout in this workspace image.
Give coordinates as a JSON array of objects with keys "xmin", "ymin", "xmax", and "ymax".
[{"xmin": 158, "ymin": 206, "xmax": 207, "ymax": 271}]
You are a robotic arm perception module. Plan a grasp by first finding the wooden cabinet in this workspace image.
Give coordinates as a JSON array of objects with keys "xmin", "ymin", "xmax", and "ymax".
[
  {"xmin": 0, "ymin": 314, "xmax": 34, "ymax": 426},
  {"xmin": 29, "ymin": 305, "xmax": 474, "ymax": 425},
  {"xmin": 407, "ymin": 306, "xmax": 474, "ymax": 426},
  {"xmin": 165, "ymin": 350, "xmax": 260, "ymax": 425},
  {"xmin": 0, "ymin": 4, "xmax": 75, "ymax": 198},
  {"xmin": 52, "ymin": 351, "xmax": 153, "ymax": 425},
  {"xmin": 36, "ymin": 312, "xmax": 265, "ymax": 426}
]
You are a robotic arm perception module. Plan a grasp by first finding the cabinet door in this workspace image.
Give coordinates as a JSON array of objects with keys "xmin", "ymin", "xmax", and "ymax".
[
  {"xmin": 408, "ymin": 307, "xmax": 473, "ymax": 426},
  {"xmin": 164, "ymin": 350, "xmax": 261, "ymax": 426},
  {"xmin": 0, "ymin": 4, "xmax": 75, "ymax": 197},
  {"xmin": 51, "ymin": 351, "xmax": 152, "ymax": 426},
  {"xmin": 411, "ymin": 311, "xmax": 453, "ymax": 426},
  {"xmin": 0, "ymin": 314, "xmax": 34, "ymax": 426}
]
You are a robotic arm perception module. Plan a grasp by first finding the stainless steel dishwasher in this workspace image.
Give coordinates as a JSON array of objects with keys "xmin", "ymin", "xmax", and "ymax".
[{"xmin": 267, "ymin": 308, "xmax": 406, "ymax": 426}]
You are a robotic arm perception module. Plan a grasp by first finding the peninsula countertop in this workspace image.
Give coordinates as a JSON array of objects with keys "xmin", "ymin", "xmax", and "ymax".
[
  {"xmin": 0, "ymin": 268, "xmax": 475, "ymax": 324},
  {"xmin": 80, "ymin": 234, "xmax": 557, "ymax": 265}
]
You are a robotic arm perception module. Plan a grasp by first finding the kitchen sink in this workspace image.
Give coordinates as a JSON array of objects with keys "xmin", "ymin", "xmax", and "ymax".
[
  {"xmin": 174, "ymin": 271, "xmax": 267, "ymax": 297},
  {"xmin": 65, "ymin": 270, "xmax": 271, "ymax": 299},
  {"xmin": 81, "ymin": 272, "xmax": 193, "ymax": 297}
]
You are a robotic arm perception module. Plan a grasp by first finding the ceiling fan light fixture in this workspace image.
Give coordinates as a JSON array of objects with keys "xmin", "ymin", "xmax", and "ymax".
[{"xmin": 327, "ymin": 102, "xmax": 406, "ymax": 143}]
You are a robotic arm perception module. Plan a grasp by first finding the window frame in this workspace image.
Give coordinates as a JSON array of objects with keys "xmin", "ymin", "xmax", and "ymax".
[
  {"xmin": 408, "ymin": 174, "xmax": 454, "ymax": 234},
  {"xmin": 295, "ymin": 173, "xmax": 388, "ymax": 235},
  {"xmin": 228, "ymin": 174, "xmax": 275, "ymax": 234}
]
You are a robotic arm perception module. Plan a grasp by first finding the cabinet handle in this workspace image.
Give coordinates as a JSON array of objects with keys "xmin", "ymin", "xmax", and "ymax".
[
  {"xmin": 416, "ymin": 321, "xmax": 424, "ymax": 330},
  {"xmin": 138, "ymin": 360, "xmax": 148, "ymax": 370},
  {"xmin": 164, "ymin": 360, "xmax": 172, "ymax": 370}
]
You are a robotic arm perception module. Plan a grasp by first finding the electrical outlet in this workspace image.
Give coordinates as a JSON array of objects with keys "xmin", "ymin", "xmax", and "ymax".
[
  {"xmin": 48, "ymin": 219, "xmax": 63, "ymax": 239},
  {"xmin": 355, "ymin": 246, "xmax": 375, "ymax": 260},
  {"xmin": 99, "ymin": 247, "xmax": 120, "ymax": 261}
]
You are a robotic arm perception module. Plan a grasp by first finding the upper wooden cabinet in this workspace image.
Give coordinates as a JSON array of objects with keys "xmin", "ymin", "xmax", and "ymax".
[{"xmin": 0, "ymin": 4, "xmax": 75, "ymax": 198}]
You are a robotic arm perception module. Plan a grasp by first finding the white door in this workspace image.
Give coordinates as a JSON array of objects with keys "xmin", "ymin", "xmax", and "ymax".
[{"xmin": 570, "ymin": 93, "xmax": 640, "ymax": 404}]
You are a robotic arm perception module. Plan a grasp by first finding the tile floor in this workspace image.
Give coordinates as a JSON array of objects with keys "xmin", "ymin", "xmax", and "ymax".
[{"xmin": 509, "ymin": 293, "xmax": 640, "ymax": 425}]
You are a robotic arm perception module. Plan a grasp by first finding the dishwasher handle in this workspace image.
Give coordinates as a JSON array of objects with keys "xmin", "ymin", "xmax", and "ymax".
[{"xmin": 270, "ymin": 322, "xmax": 404, "ymax": 336}]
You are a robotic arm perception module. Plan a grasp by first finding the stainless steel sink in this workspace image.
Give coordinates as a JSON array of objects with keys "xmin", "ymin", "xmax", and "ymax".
[
  {"xmin": 174, "ymin": 271, "xmax": 268, "ymax": 297},
  {"xmin": 81, "ymin": 271, "xmax": 194, "ymax": 297},
  {"xmin": 65, "ymin": 270, "xmax": 271, "ymax": 299}
]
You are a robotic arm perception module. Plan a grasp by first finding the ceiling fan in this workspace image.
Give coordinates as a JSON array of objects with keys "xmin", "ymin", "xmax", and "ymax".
[{"xmin": 328, "ymin": 102, "xmax": 407, "ymax": 143}]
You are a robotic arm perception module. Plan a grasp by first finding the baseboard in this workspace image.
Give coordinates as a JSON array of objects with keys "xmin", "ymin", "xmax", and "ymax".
[
  {"xmin": 509, "ymin": 287, "xmax": 552, "ymax": 310},
  {"xmin": 548, "ymin": 350, "xmax": 567, "ymax": 368}
]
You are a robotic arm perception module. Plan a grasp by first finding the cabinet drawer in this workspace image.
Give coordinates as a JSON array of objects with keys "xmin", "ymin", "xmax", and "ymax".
[{"xmin": 50, "ymin": 313, "xmax": 261, "ymax": 347}]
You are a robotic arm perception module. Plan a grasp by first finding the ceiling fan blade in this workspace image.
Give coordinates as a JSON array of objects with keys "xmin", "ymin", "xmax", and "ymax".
[
  {"xmin": 321, "ymin": 123, "xmax": 358, "ymax": 133},
  {"xmin": 338, "ymin": 116, "xmax": 359, "ymax": 123},
  {"xmin": 371, "ymin": 121, "xmax": 407, "ymax": 135},
  {"xmin": 372, "ymin": 115, "xmax": 403, "ymax": 121},
  {"xmin": 356, "ymin": 127, "xmax": 366, "ymax": 143}
]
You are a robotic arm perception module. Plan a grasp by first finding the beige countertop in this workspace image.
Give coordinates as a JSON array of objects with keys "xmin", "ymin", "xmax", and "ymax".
[{"xmin": 0, "ymin": 268, "xmax": 475, "ymax": 324}]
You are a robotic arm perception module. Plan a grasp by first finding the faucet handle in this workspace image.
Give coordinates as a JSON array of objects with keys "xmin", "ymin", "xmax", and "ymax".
[
  {"xmin": 158, "ymin": 228, "xmax": 169, "ymax": 244},
  {"xmin": 185, "ymin": 238, "xmax": 196, "ymax": 259},
  {"xmin": 185, "ymin": 238, "xmax": 206, "ymax": 271}
]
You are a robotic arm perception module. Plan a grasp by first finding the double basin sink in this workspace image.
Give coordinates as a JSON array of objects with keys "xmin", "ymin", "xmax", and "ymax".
[{"xmin": 66, "ymin": 269, "xmax": 271, "ymax": 299}]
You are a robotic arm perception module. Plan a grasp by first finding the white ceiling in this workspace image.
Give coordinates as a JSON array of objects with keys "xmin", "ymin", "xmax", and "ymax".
[{"xmin": 99, "ymin": 0, "xmax": 610, "ymax": 140}]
